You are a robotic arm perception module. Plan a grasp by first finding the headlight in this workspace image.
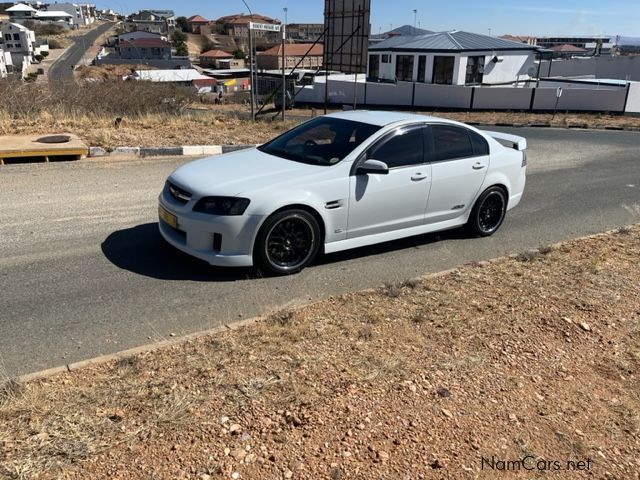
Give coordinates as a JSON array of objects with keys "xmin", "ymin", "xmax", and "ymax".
[{"xmin": 193, "ymin": 196, "xmax": 250, "ymax": 216}]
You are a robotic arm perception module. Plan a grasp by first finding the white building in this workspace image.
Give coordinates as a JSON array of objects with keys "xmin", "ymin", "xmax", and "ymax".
[
  {"xmin": 34, "ymin": 10, "xmax": 73, "ymax": 26},
  {"xmin": 50, "ymin": 3, "xmax": 96, "ymax": 26},
  {"xmin": 0, "ymin": 47, "xmax": 12, "ymax": 78},
  {"xmin": 5, "ymin": 3, "xmax": 38, "ymax": 21},
  {"xmin": 0, "ymin": 22, "xmax": 36, "ymax": 65},
  {"xmin": 368, "ymin": 30, "xmax": 539, "ymax": 86}
]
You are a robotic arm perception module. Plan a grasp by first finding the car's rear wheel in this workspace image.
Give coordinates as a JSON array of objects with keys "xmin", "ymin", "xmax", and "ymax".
[
  {"xmin": 467, "ymin": 186, "xmax": 507, "ymax": 237},
  {"xmin": 254, "ymin": 209, "xmax": 321, "ymax": 275}
]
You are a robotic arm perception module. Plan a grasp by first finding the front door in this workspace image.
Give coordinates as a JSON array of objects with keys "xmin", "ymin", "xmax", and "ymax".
[{"xmin": 347, "ymin": 125, "xmax": 432, "ymax": 238}]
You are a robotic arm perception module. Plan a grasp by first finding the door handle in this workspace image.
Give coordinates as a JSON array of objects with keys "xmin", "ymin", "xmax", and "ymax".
[
  {"xmin": 472, "ymin": 163, "xmax": 486, "ymax": 170},
  {"xmin": 411, "ymin": 173, "xmax": 427, "ymax": 181}
]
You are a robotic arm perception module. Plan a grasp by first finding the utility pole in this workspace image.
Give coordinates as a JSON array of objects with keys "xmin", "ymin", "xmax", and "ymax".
[
  {"xmin": 281, "ymin": 13, "xmax": 286, "ymax": 121},
  {"xmin": 413, "ymin": 9, "xmax": 417, "ymax": 29},
  {"xmin": 242, "ymin": 0, "xmax": 255, "ymax": 120}
]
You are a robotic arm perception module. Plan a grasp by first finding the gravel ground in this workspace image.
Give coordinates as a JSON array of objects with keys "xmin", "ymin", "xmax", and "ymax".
[{"xmin": 1, "ymin": 226, "xmax": 639, "ymax": 479}]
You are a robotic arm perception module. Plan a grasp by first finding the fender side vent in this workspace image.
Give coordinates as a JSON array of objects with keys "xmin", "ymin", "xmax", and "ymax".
[{"xmin": 325, "ymin": 200, "xmax": 342, "ymax": 210}]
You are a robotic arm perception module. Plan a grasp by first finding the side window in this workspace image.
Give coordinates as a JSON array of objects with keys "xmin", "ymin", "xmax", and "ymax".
[
  {"xmin": 432, "ymin": 125, "xmax": 475, "ymax": 161},
  {"xmin": 368, "ymin": 127, "xmax": 424, "ymax": 168},
  {"xmin": 468, "ymin": 129, "xmax": 490, "ymax": 156}
]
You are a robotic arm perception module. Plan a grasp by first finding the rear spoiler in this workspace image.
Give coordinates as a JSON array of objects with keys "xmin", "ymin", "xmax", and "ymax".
[{"xmin": 483, "ymin": 131, "xmax": 527, "ymax": 151}]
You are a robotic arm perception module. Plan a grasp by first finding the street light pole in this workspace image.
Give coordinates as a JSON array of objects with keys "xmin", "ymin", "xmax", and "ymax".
[{"xmin": 413, "ymin": 9, "xmax": 417, "ymax": 29}]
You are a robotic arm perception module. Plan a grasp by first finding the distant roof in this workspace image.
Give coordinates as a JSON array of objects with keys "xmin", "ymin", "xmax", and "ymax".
[
  {"xmin": 550, "ymin": 44, "xmax": 588, "ymax": 52},
  {"xmin": 388, "ymin": 25, "xmax": 434, "ymax": 36},
  {"xmin": 259, "ymin": 43, "xmax": 323, "ymax": 57},
  {"xmin": 370, "ymin": 30, "xmax": 539, "ymax": 52},
  {"xmin": 499, "ymin": 34, "xmax": 536, "ymax": 44},
  {"xmin": 188, "ymin": 15, "xmax": 208, "ymax": 23},
  {"xmin": 119, "ymin": 38, "xmax": 170, "ymax": 48},
  {"xmin": 6, "ymin": 3, "xmax": 37, "ymax": 12},
  {"xmin": 3, "ymin": 22, "xmax": 29, "ymax": 31},
  {"xmin": 200, "ymin": 49, "xmax": 233, "ymax": 58},
  {"xmin": 35, "ymin": 11, "xmax": 73, "ymax": 18},
  {"xmin": 133, "ymin": 69, "xmax": 211, "ymax": 82},
  {"xmin": 216, "ymin": 13, "xmax": 279, "ymax": 25}
]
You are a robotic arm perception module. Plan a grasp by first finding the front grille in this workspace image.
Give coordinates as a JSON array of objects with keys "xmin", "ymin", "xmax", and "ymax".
[{"xmin": 167, "ymin": 181, "xmax": 192, "ymax": 204}]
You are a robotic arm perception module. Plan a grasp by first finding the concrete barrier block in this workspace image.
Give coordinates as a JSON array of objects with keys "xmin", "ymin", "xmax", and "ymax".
[
  {"xmin": 182, "ymin": 146, "xmax": 204, "ymax": 156},
  {"xmin": 89, "ymin": 146, "xmax": 108, "ymax": 157},
  {"xmin": 140, "ymin": 147, "xmax": 183, "ymax": 157},
  {"xmin": 112, "ymin": 147, "xmax": 140, "ymax": 156},
  {"xmin": 201, "ymin": 145, "xmax": 223, "ymax": 156}
]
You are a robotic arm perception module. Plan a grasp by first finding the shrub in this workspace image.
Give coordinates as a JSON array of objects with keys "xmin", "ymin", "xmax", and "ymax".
[
  {"xmin": 47, "ymin": 38, "xmax": 64, "ymax": 49},
  {"xmin": 40, "ymin": 51, "xmax": 49, "ymax": 58},
  {"xmin": 34, "ymin": 54, "xmax": 43, "ymax": 62}
]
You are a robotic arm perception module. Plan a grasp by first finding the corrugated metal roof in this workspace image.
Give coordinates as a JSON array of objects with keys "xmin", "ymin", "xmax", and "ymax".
[
  {"xmin": 133, "ymin": 69, "xmax": 211, "ymax": 82},
  {"xmin": 370, "ymin": 30, "xmax": 539, "ymax": 52}
]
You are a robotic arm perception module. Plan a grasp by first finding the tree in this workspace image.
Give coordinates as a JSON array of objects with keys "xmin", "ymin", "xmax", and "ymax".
[
  {"xmin": 176, "ymin": 16, "xmax": 189, "ymax": 32},
  {"xmin": 175, "ymin": 43, "xmax": 189, "ymax": 57},
  {"xmin": 233, "ymin": 48, "xmax": 245, "ymax": 59},
  {"xmin": 171, "ymin": 29, "xmax": 187, "ymax": 44}
]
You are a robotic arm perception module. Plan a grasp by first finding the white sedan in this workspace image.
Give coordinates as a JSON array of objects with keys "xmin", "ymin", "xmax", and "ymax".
[{"xmin": 158, "ymin": 111, "xmax": 527, "ymax": 275}]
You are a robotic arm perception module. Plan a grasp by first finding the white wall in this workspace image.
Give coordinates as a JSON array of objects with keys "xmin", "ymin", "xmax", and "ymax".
[
  {"xmin": 366, "ymin": 81, "xmax": 413, "ymax": 105},
  {"xmin": 473, "ymin": 87, "xmax": 533, "ymax": 110},
  {"xmin": 540, "ymin": 56, "xmax": 640, "ymax": 81},
  {"xmin": 533, "ymin": 87, "xmax": 627, "ymax": 111},
  {"xmin": 624, "ymin": 81, "xmax": 640, "ymax": 114},
  {"xmin": 414, "ymin": 83, "xmax": 472, "ymax": 108},
  {"xmin": 327, "ymin": 79, "xmax": 366, "ymax": 105},
  {"xmin": 295, "ymin": 75, "xmax": 634, "ymax": 113},
  {"xmin": 481, "ymin": 51, "xmax": 535, "ymax": 84}
]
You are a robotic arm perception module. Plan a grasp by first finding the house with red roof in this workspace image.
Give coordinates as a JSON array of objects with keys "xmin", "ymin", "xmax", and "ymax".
[
  {"xmin": 257, "ymin": 43, "xmax": 323, "ymax": 70},
  {"xmin": 187, "ymin": 15, "xmax": 209, "ymax": 34},
  {"xmin": 199, "ymin": 49, "xmax": 245, "ymax": 69}
]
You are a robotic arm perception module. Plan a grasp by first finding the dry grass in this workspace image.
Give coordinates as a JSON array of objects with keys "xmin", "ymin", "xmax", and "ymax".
[
  {"xmin": 1, "ymin": 226, "xmax": 639, "ymax": 479},
  {"xmin": 1, "ymin": 77, "xmax": 639, "ymax": 149}
]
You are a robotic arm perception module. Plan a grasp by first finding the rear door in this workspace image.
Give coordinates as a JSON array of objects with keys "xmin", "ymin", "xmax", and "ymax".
[
  {"xmin": 424, "ymin": 124, "xmax": 490, "ymax": 224},
  {"xmin": 347, "ymin": 125, "xmax": 432, "ymax": 238}
]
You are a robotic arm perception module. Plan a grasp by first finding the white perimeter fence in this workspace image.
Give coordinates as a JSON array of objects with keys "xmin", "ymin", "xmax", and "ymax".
[{"xmin": 295, "ymin": 79, "xmax": 640, "ymax": 114}]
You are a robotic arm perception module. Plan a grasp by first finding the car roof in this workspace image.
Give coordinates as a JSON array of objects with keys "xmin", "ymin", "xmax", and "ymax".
[{"xmin": 324, "ymin": 110, "xmax": 445, "ymax": 127}]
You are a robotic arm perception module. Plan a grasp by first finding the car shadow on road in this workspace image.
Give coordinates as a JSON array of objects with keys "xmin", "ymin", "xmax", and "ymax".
[
  {"xmin": 101, "ymin": 223, "xmax": 257, "ymax": 282},
  {"xmin": 102, "ymin": 222, "xmax": 474, "ymax": 282},
  {"xmin": 317, "ymin": 227, "xmax": 471, "ymax": 266}
]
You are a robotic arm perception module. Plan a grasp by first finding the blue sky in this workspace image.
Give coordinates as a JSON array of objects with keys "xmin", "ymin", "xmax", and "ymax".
[{"xmin": 102, "ymin": 0, "xmax": 640, "ymax": 36}]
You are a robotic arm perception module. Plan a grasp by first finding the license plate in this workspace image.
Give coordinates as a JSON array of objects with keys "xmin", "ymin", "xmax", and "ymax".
[{"xmin": 158, "ymin": 205, "xmax": 178, "ymax": 229}]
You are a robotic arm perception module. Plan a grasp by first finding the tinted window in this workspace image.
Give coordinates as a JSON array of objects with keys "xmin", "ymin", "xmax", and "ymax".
[
  {"xmin": 368, "ymin": 127, "xmax": 424, "ymax": 168},
  {"xmin": 432, "ymin": 125, "xmax": 474, "ymax": 161},
  {"xmin": 258, "ymin": 117, "xmax": 380, "ymax": 166},
  {"xmin": 469, "ymin": 130, "xmax": 489, "ymax": 156}
]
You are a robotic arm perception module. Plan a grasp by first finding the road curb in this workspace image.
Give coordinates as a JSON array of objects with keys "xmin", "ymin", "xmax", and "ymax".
[
  {"xmin": 91, "ymin": 144, "xmax": 259, "ymax": 158},
  {"xmin": 11, "ymin": 224, "xmax": 635, "ymax": 386}
]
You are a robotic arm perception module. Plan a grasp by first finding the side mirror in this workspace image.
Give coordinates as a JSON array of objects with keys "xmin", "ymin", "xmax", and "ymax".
[{"xmin": 356, "ymin": 159, "xmax": 389, "ymax": 175}]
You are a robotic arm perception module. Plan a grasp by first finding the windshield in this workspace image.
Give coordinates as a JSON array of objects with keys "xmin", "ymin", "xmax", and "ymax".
[{"xmin": 258, "ymin": 117, "xmax": 381, "ymax": 166}]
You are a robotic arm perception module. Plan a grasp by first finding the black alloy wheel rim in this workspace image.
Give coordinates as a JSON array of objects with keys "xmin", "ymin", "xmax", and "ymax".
[
  {"xmin": 478, "ymin": 192, "xmax": 505, "ymax": 233},
  {"xmin": 266, "ymin": 217, "xmax": 315, "ymax": 269}
]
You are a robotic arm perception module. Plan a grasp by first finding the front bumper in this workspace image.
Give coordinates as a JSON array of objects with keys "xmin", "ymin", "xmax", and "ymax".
[{"xmin": 158, "ymin": 194, "xmax": 262, "ymax": 267}]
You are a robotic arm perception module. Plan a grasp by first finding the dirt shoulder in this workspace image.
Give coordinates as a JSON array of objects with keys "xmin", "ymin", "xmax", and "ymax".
[
  {"xmin": 1, "ymin": 226, "xmax": 639, "ymax": 479},
  {"xmin": 1, "ymin": 107, "xmax": 640, "ymax": 150}
]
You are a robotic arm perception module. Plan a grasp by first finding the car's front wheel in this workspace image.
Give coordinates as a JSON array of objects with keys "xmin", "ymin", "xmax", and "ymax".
[
  {"xmin": 467, "ymin": 186, "xmax": 507, "ymax": 237},
  {"xmin": 254, "ymin": 209, "xmax": 321, "ymax": 275}
]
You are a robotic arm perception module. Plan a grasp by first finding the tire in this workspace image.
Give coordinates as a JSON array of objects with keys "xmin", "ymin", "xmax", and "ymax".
[
  {"xmin": 467, "ymin": 186, "xmax": 508, "ymax": 237},
  {"xmin": 254, "ymin": 209, "xmax": 322, "ymax": 275}
]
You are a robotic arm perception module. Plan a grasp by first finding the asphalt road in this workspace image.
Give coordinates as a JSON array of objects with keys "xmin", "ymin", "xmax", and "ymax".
[
  {"xmin": 48, "ymin": 22, "xmax": 114, "ymax": 85},
  {"xmin": 1, "ymin": 127, "xmax": 639, "ymax": 377}
]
